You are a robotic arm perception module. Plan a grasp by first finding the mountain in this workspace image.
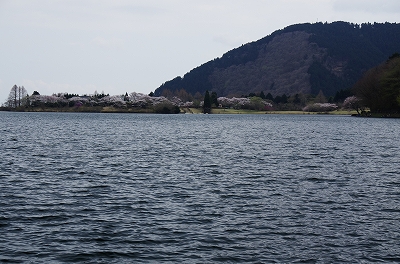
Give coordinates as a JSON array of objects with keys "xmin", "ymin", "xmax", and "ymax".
[{"xmin": 154, "ymin": 21, "xmax": 400, "ymax": 98}]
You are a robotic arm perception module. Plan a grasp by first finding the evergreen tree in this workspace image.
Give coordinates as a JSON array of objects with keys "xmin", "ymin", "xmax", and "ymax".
[
  {"xmin": 211, "ymin": 91, "xmax": 218, "ymax": 107},
  {"xmin": 333, "ymin": 89, "xmax": 353, "ymax": 102},
  {"xmin": 281, "ymin": 94, "xmax": 288, "ymax": 104},
  {"xmin": 315, "ymin": 90, "xmax": 327, "ymax": 103},
  {"xmin": 293, "ymin": 94, "xmax": 301, "ymax": 104},
  {"xmin": 203, "ymin": 90, "xmax": 211, "ymax": 114}
]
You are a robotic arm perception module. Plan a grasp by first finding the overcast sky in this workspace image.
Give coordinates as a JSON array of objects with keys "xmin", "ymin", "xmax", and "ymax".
[{"xmin": 1, "ymin": 0, "xmax": 400, "ymax": 103}]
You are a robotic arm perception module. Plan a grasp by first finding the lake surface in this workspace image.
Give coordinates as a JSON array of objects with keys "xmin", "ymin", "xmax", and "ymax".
[{"xmin": 1, "ymin": 112, "xmax": 400, "ymax": 263}]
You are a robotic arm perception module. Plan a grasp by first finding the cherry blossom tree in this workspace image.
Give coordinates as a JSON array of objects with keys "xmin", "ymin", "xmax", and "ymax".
[
  {"xmin": 99, "ymin": 95, "xmax": 126, "ymax": 108},
  {"xmin": 342, "ymin": 96, "xmax": 363, "ymax": 114},
  {"xmin": 303, "ymin": 103, "xmax": 338, "ymax": 112}
]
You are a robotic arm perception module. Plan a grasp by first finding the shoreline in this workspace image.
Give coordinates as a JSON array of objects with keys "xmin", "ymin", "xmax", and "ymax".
[
  {"xmin": 8, "ymin": 106, "xmax": 400, "ymax": 117},
  {"xmin": 0, "ymin": 106, "xmax": 359, "ymax": 116}
]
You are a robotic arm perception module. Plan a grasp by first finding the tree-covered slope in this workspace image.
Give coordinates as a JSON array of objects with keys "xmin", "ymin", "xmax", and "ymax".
[
  {"xmin": 154, "ymin": 22, "xmax": 400, "ymax": 97},
  {"xmin": 353, "ymin": 53, "xmax": 400, "ymax": 113}
]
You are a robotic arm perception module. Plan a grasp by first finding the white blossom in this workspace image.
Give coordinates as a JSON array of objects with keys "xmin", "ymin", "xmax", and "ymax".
[
  {"xmin": 303, "ymin": 103, "xmax": 338, "ymax": 112},
  {"xmin": 100, "ymin": 95, "xmax": 126, "ymax": 107},
  {"xmin": 30, "ymin": 95, "xmax": 67, "ymax": 104}
]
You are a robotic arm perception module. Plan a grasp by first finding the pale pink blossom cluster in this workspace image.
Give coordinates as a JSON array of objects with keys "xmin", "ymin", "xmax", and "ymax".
[
  {"xmin": 128, "ymin": 92, "xmax": 175, "ymax": 107},
  {"xmin": 28, "ymin": 92, "xmax": 277, "ymax": 110},
  {"xmin": 99, "ymin": 95, "xmax": 126, "ymax": 107},
  {"xmin": 217, "ymin": 97, "xmax": 272, "ymax": 109},
  {"xmin": 129, "ymin": 92, "xmax": 154, "ymax": 107},
  {"xmin": 129, "ymin": 92, "xmax": 149, "ymax": 102},
  {"xmin": 303, "ymin": 103, "xmax": 338, "ymax": 112},
  {"xmin": 256, "ymin": 100, "xmax": 273, "ymax": 108},
  {"xmin": 28, "ymin": 92, "xmax": 186, "ymax": 108},
  {"xmin": 218, "ymin": 97, "xmax": 251, "ymax": 108},
  {"xmin": 149, "ymin": 96, "xmax": 170, "ymax": 105},
  {"xmin": 30, "ymin": 95, "xmax": 67, "ymax": 104},
  {"xmin": 342, "ymin": 96, "xmax": 364, "ymax": 114},
  {"xmin": 129, "ymin": 93, "xmax": 186, "ymax": 107},
  {"xmin": 168, "ymin": 96, "xmax": 183, "ymax": 106},
  {"xmin": 342, "ymin": 96, "xmax": 361, "ymax": 109},
  {"xmin": 182, "ymin": 101, "xmax": 194, "ymax": 107},
  {"xmin": 69, "ymin": 96, "xmax": 89, "ymax": 103}
]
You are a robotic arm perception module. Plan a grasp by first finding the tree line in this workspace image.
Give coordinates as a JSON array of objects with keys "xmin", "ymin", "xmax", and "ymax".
[
  {"xmin": 1, "ymin": 90, "xmax": 180, "ymax": 114},
  {"xmin": 2, "ymin": 85, "xmax": 349, "ymax": 114}
]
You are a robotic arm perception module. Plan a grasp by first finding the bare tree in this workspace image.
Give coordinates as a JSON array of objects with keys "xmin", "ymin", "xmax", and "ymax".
[
  {"xmin": 18, "ymin": 86, "xmax": 27, "ymax": 107},
  {"xmin": 6, "ymin": 85, "xmax": 18, "ymax": 108},
  {"xmin": 5, "ymin": 85, "xmax": 27, "ymax": 108}
]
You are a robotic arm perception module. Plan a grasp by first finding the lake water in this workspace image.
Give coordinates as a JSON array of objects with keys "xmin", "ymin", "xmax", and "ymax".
[{"xmin": 1, "ymin": 112, "xmax": 400, "ymax": 263}]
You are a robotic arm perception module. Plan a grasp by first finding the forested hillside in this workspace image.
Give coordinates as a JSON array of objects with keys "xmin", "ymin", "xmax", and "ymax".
[
  {"xmin": 154, "ymin": 22, "xmax": 400, "ymax": 98},
  {"xmin": 353, "ymin": 53, "xmax": 400, "ymax": 113}
]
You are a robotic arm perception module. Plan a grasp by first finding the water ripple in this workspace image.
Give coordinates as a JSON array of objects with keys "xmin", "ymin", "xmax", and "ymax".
[{"xmin": 1, "ymin": 113, "xmax": 400, "ymax": 262}]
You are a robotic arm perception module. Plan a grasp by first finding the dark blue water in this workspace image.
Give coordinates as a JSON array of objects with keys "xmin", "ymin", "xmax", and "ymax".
[{"xmin": 1, "ymin": 112, "xmax": 400, "ymax": 263}]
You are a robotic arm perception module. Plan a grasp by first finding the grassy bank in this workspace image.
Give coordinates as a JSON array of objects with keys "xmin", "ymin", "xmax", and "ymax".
[
  {"xmin": 211, "ymin": 108, "xmax": 266, "ymax": 114},
  {"xmin": 266, "ymin": 110, "xmax": 358, "ymax": 115},
  {"xmin": 187, "ymin": 108, "xmax": 358, "ymax": 115}
]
